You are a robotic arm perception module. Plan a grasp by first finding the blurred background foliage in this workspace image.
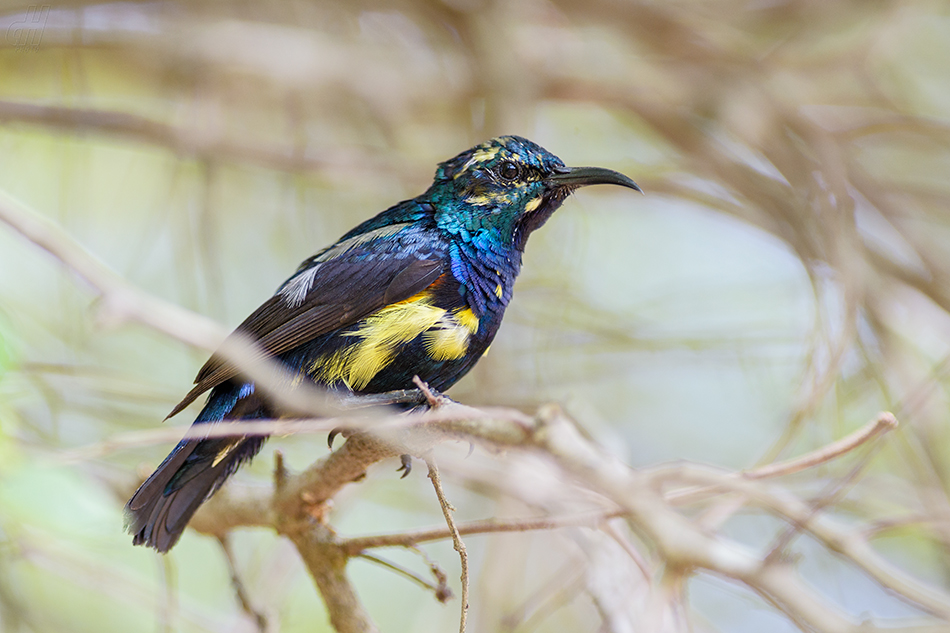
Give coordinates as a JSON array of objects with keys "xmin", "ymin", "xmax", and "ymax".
[{"xmin": 1, "ymin": 0, "xmax": 950, "ymax": 631}]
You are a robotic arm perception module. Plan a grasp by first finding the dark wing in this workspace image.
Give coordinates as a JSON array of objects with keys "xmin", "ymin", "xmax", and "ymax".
[{"xmin": 167, "ymin": 227, "xmax": 445, "ymax": 418}]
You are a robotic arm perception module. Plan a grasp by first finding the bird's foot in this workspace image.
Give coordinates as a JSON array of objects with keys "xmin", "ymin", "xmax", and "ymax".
[{"xmin": 396, "ymin": 454, "xmax": 413, "ymax": 478}]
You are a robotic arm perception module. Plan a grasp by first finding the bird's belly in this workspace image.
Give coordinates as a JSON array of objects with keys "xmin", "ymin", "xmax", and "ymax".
[{"xmin": 299, "ymin": 292, "xmax": 495, "ymax": 394}]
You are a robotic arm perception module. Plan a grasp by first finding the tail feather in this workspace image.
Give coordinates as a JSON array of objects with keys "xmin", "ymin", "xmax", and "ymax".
[
  {"xmin": 125, "ymin": 437, "xmax": 265, "ymax": 552},
  {"xmin": 125, "ymin": 383, "xmax": 267, "ymax": 552},
  {"xmin": 126, "ymin": 441, "xmax": 196, "ymax": 551}
]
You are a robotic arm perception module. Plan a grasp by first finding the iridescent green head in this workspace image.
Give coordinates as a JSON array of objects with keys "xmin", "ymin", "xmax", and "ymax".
[{"xmin": 427, "ymin": 135, "xmax": 640, "ymax": 250}]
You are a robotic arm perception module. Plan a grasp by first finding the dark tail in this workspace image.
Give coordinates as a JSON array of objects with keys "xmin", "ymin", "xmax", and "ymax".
[{"xmin": 125, "ymin": 383, "xmax": 267, "ymax": 552}]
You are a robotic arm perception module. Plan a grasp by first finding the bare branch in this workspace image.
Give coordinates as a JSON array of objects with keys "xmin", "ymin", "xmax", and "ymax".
[
  {"xmin": 189, "ymin": 404, "xmax": 937, "ymax": 632},
  {"xmin": 664, "ymin": 411, "xmax": 900, "ymax": 505},
  {"xmin": 285, "ymin": 525, "xmax": 379, "ymax": 633},
  {"xmin": 0, "ymin": 99, "xmax": 337, "ymax": 174},
  {"xmin": 657, "ymin": 462, "xmax": 950, "ymax": 621},
  {"xmin": 356, "ymin": 552, "xmax": 452, "ymax": 602},
  {"xmin": 0, "ymin": 187, "xmax": 224, "ymax": 350},
  {"xmin": 0, "ymin": 187, "xmax": 385, "ymax": 420},
  {"xmin": 342, "ymin": 510, "xmax": 615, "ymax": 555},
  {"xmin": 745, "ymin": 412, "xmax": 899, "ymax": 480},
  {"xmin": 427, "ymin": 460, "xmax": 469, "ymax": 633}
]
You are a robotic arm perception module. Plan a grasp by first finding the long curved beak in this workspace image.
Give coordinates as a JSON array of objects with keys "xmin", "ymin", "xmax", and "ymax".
[{"xmin": 548, "ymin": 166, "xmax": 642, "ymax": 193}]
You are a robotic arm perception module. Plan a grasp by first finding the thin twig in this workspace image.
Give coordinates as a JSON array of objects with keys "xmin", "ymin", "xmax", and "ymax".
[
  {"xmin": 664, "ymin": 411, "xmax": 899, "ymax": 505},
  {"xmin": 503, "ymin": 563, "xmax": 586, "ymax": 633},
  {"xmin": 413, "ymin": 375, "xmax": 456, "ymax": 409},
  {"xmin": 273, "ymin": 451, "xmax": 288, "ymax": 492},
  {"xmin": 0, "ymin": 187, "xmax": 350, "ymax": 419},
  {"xmin": 598, "ymin": 520, "xmax": 652, "ymax": 581},
  {"xmin": 0, "ymin": 99, "xmax": 342, "ymax": 174},
  {"xmin": 342, "ymin": 510, "xmax": 615, "ymax": 555},
  {"xmin": 356, "ymin": 552, "xmax": 449, "ymax": 599},
  {"xmin": 743, "ymin": 412, "xmax": 898, "ymax": 480},
  {"xmin": 661, "ymin": 464, "xmax": 950, "ymax": 621},
  {"xmin": 763, "ymin": 416, "xmax": 897, "ymax": 565},
  {"xmin": 863, "ymin": 514, "xmax": 931, "ymax": 538},
  {"xmin": 409, "ymin": 546, "xmax": 454, "ymax": 604},
  {"xmin": 216, "ymin": 536, "xmax": 268, "ymax": 633},
  {"xmin": 528, "ymin": 404, "xmax": 869, "ymax": 632},
  {"xmin": 427, "ymin": 460, "xmax": 469, "ymax": 633},
  {"xmin": 160, "ymin": 555, "xmax": 177, "ymax": 633},
  {"xmin": 0, "ymin": 188, "xmax": 224, "ymax": 350}
]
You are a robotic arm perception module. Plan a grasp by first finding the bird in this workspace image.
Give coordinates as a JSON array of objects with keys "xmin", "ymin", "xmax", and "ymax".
[{"xmin": 125, "ymin": 135, "xmax": 640, "ymax": 552}]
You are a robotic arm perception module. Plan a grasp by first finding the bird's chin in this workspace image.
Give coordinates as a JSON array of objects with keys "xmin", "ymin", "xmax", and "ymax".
[{"xmin": 513, "ymin": 189, "xmax": 571, "ymax": 251}]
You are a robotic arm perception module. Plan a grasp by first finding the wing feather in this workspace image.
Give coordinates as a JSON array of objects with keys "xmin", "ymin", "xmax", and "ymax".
[{"xmin": 167, "ymin": 233, "xmax": 444, "ymax": 418}]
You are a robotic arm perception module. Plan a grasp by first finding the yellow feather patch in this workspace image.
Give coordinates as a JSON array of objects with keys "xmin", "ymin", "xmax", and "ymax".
[
  {"xmin": 311, "ymin": 292, "xmax": 446, "ymax": 390},
  {"xmin": 423, "ymin": 307, "xmax": 480, "ymax": 361},
  {"xmin": 454, "ymin": 307, "xmax": 479, "ymax": 334},
  {"xmin": 310, "ymin": 296, "xmax": 483, "ymax": 385},
  {"xmin": 473, "ymin": 147, "xmax": 500, "ymax": 162},
  {"xmin": 524, "ymin": 195, "xmax": 543, "ymax": 213},
  {"xmin": 424, "ymin": 324, "xmax": 469, "ymax": 361},
  {"xmin": 212, "ymin": 440, "xmax": 240, "ymax": 467},
  {"xmin": 457, "ymin": 146, "xmax": 502, "ymax": 177},
  {"xmin": 466, "ymin": 191, "xmax": 512, "ymax": 206},
  {"xmin": 494, "ymin": 284, "xmax": 503, "ymax": 298}
]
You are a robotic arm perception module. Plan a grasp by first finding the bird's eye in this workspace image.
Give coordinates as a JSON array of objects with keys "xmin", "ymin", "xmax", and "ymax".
[{"xmin": 497, "ymin": 161, "xmax": 521, "ymax": 181}]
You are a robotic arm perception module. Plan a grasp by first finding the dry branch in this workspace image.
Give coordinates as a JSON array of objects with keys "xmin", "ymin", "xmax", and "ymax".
[{"xmin": 0, "ymin": 99, "xmax": 333, "ymax": 174}]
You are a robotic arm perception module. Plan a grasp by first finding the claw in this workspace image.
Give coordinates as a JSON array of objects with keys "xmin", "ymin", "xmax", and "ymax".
[
  {"xmin": 396, "ymin": 454, "xmax": 413, "ymax": 478},
  {"xmin": 466, "ymin": 442, "xmax": 475, "ymax": 459},
  {"xmin": 328, "ymin": 427, "xmax": 342, "ymax": 450}
]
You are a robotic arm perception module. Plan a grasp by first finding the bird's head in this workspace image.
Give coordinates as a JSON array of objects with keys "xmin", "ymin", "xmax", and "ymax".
[{"xmin": 426, "ymin": 135, "xmax": 640, "ymax": 250}]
